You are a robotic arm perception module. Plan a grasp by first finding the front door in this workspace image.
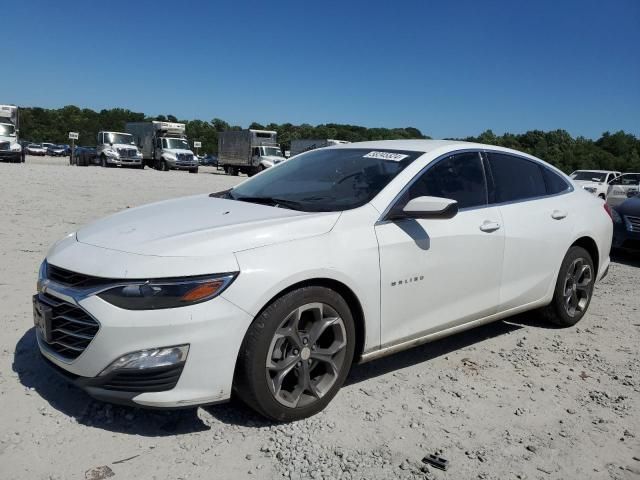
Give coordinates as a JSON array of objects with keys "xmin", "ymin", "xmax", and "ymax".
[{"xmin": 375, "ymin": 151, "xmax": 505, "ymax": 346}]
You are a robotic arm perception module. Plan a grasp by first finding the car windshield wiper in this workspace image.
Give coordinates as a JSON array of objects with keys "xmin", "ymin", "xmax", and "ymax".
[{"xmin": 232, "ymin": 195, "xmax": 306, "ymax": 211}]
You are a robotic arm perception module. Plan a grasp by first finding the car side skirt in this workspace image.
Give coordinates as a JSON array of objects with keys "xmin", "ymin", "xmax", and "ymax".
[{"xmin": 359, "ymin": 298, "xmax": 548, "ymax": 363}]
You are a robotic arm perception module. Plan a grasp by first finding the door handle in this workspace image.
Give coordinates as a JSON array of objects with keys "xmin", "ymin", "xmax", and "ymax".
[
  {"xmin": 479, "ymin": 221, "xmax": 501, "ymax": 233},
  {"xmin": 551, "ymin": 210, "xmax": 568, "ymax": 220}
]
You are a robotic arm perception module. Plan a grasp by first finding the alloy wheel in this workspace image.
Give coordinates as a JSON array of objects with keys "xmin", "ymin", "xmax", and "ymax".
[
  {"xmin": 266, "ymin": 302, "xmax": 348, "ymax": 408},
  {"xmin": 563, "ymin": 258, "xmax": 593, "ymax": 317}
]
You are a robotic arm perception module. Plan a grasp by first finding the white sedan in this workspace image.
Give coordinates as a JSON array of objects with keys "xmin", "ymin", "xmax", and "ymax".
[{"xmin": 34, "ymin": 140, "xmax": 613, "ymax": 421}]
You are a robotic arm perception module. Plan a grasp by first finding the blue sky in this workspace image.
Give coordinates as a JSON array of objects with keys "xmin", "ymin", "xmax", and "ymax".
[{"xmin": 4, "ymin": 0, "xmax": 639, "ymax": 138}]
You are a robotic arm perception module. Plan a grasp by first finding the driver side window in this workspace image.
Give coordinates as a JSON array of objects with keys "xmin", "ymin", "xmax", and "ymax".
[{"xmin": 401, "ymin": 152, "xmax": 488, "ymax": 210}]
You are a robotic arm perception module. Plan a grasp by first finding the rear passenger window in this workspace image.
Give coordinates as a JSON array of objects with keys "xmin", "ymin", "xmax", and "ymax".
[
  {"xmin": 542, "ymin": 167, "xmax": 570, "ymax": 195},
  {"xmin": 487, "ymin": 153, "xmax": 546, "ymax": 203},
  {"xmin": 404, "ymin": 152, "xmax": 487, "ymax": 209}
]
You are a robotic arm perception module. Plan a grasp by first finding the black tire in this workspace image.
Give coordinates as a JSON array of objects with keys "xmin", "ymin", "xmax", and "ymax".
[
  {"xmin": 189, "ymin": 167, "xmax": 198, "ymax": 174},
  {"xmin": 235, "ymin": 286, "xmax": 356, "ymax": 422},
  {"xmin": 100, "ymin": 155, "xmax": 108, "ymax": 168},
  {"xmin": 540, "ymin": 246, "xmax": 595, "ymax": 327}
]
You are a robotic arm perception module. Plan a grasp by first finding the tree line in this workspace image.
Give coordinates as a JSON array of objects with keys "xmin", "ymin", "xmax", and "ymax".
[{"xmin": 18, "ymin": 105, "xmax": 640, "ymax": 173}]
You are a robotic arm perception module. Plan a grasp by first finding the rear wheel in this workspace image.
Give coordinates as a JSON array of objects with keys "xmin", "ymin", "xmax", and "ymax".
[
  {"xmin": 541, "ymin": 246, "xmax": 595, "ymax": 327},
  {"xmin": 235, "ymin": 286, "xmax": 355, "ymax": 421}
]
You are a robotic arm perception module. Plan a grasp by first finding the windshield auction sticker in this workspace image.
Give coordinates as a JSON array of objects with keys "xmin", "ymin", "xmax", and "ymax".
[{"xmin": 363, "ymin": 151, "xmax": 409, "ymax": 161}]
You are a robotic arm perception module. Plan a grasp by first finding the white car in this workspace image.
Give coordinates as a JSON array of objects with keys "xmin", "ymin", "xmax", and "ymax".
[
  {"xmin": 25, "ymin": 144, "xmax": 46, "ymax": 156},
  {"xmin": 570, "ymin": 170, "xmax": 621, "ymax": 199},
  {"xmin": 606, "ymin": 173, "xmax": 640, "ymax": 207},
  {"xmin": 34, "ymin": 140, "xmax": 613, "ymax": 421}
]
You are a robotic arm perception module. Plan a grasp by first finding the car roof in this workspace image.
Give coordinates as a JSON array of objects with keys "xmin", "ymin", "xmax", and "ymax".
[
  {"xmin": 572, "ymin": 169, "xmax": 618, "ymax": 173},
  {"xmin": 332, "ymin": 139, "xmax": 549, "ymax": 163}
]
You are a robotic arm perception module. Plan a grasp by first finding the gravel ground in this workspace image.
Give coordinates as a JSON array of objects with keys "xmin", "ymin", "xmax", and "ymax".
[{"xmin": 1, "ymin": 157, "xmax": 639, "ymax": 480}]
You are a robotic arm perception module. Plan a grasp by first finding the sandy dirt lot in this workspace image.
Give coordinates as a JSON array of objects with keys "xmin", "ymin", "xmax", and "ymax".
[{"xmin": 1, "ymin": 157, "xmax": 639, "ymax": 480}]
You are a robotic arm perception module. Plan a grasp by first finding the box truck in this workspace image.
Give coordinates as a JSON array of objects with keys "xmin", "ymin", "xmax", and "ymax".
[
  {"xmin": 0, "ymin": 105, "xmax": 24, "ymax": 163},
  {"xmin": 126, "ymin": 121, "xmax": 198, "ymax": 173},
  {"xmin": 218, "ymin": 129, "xmax": 283, "ymax": 176},
  {"xmin": 290, "ymin": 139, "xmax": 349, "ymax": 157}
]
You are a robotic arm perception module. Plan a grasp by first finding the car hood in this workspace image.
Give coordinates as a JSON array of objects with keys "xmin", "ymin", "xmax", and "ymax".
[
  {"xmin": 165, "ymin": 148, "xmax": 194, "ymax": 155},
  {"xmin": 76, "ymin": 194, "xmax": 340, "ymax": 257}
]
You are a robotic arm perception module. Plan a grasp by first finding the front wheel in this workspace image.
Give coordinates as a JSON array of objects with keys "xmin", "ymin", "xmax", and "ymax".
[
  {"xmin": 540, "ymin": 246, "xmax": 595, "ymax": 327},
  {"xmin": 235, "ymin": 286, "xmax": 355, "ymax": 421},
  {"xmin": 100, "ymin": 155, "xmax": 107, "ymax": 167}
]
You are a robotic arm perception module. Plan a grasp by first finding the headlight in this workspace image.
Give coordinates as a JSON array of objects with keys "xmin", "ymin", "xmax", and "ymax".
[
  {"xmin": 610, "ymin": 208, "xmax": 622, "ymax": 223},
  {"xmin": 583, "ymin": 186, "xmax": 597, "ymax": 194},
  {"xmin": 10, "ymin": 143, "xmax": 21, "ymax": 152},
  {"xmin": 97, "ymin": 273, "xmax": 237, "ymax": 310},
  {"xmin": 106, "ymin": 149, "xmax": 119, "ymax": 158}
]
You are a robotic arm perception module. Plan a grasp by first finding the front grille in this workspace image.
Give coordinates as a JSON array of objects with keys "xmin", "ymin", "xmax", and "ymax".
[
  {"xmin": 38, "ymin": 293, "xmax": 100, "ymax": 360},
  {"xmin": 625, "ymin": 215, "xmax": 640, "ymax": 232},
  {"xmin": 176, "ymin": 153, "xmax": 194, "ymax": 163},
  {"xmin": 0, "ymin": 141, "xmax": 9, "ymax": 151},
  {"xmin": 47, "ymin": 263, "xmax": 111, "ymax": 288},
  {"xmin": 100, "ymin": 363, "xmax": 184, "ymax": 392},
  {"xmin": 117, "ymin": 148, "xmax": 137, "ymax": 159}
]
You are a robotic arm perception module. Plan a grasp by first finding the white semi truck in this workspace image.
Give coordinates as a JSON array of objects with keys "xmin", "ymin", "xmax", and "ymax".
[
  {"xmin": 126, "ymin": 121, "xmax": 198, "ymax": 173},
  {"xmin": 218, "ymin": 129, "xmax": 283, "ymax": 176},
  {"xmin": 95, "ymin": 131, "xmax": 144, "ymax": 168},
  {"xmin": 0, "ymin": 105, "xmax": 24, "ymax": 163},
  {"xmin": 290, "ymin": 138, "xmax": 349, "ymax": 157}
]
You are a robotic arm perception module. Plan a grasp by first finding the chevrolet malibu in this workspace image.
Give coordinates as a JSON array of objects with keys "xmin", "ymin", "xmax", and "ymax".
[{"xmin": 34, "ymin": 140, "xmax": 613, "ymax": 421}]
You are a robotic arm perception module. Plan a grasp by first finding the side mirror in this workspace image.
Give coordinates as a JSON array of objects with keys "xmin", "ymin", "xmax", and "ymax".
[{"xmin": 390, "ymin": 196, "xmax": 458, "ymax": 220}]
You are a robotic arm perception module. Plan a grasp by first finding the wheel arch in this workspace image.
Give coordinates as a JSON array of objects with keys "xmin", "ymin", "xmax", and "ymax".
[
  {"xmin": 571, "ymin": 236, "xmax": 600, "ymax": 276},
  {"xmin": 235, "ymin": 277, "xmax": 367, "ymax": 369}
]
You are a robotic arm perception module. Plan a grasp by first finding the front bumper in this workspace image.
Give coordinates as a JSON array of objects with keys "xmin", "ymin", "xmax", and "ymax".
[
  {"xmin": 106, "ymin": 157, "xmax": 142, "ymax": 166},
  {"xmin": 612, "ymin": 222, "xmax": 640, "ymax": 251},
  {"xmin": 0, "ymin": 150, "xmax": 21, "ymax": 161},
  {"xmin": 36, "ymin": 283, "xmax": 253, "ymax": 408}
]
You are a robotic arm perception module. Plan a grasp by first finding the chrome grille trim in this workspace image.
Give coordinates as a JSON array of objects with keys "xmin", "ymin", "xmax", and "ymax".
[
  {"xmin": 38, "ymin": 292, "xmax": 100, "ymax": 361},
  {"xmin": 625, "ymin": 215, "xmax": 640, "ymax": 232}
]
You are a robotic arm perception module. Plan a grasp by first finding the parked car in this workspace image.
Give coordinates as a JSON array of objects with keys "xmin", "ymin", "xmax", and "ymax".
[
  {"xmin": 41, "ymin": 142, "xmax": 55, "ymax": 153},
  {"xmin": 570, "ymin": 170, "xmax": 621, "ymax": 199},
  {"xmin": 72, "ymin": 146, "xmax": 97, "ymax": 166},
  {"xmin": 200, "ymin": 154, "xmax": 218, "ymax": 167},
  {"xmin": 34, "ymin": 140, "xmax": 612, "ymax": 421},
  {"xmin": 606, "ymin": 173, "xmax": 640, "ymax": 207},
  {"xmin": 610, "ymin": 192, "xmax": 640, "ymax": 251},
  {"xmin": 25, "ymin": 143, "xmax": 46, "ymax": 156},
  {"xmin": 47, "ymin": 144, "xmax": 67, "ymax": 157}
]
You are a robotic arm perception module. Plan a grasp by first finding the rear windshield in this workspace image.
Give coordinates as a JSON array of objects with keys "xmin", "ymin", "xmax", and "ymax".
[{"xmin": 229, "ymin": 148, "xmax": 423, "ymax": 212}]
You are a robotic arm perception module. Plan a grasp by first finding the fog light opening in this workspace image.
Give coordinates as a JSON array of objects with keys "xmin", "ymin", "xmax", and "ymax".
[{"xmin": 98, "ymin": 344, "xmax": 189, "ymax": 377}]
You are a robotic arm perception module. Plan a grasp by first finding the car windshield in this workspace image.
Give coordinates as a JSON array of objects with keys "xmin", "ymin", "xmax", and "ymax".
[
  {"xmin": 105, "ymin": 133, "xmax": 135, "ymax": 145},
  {"xmin": 262, "ymin": 146, "xmax": 283, "ymax": 157},
  {"xmin": 166, "ymin": 138, "xmax": 190, "ymax": 149},
  {"xmin": 0, "ymin": 123, "xmax": 16, "ymax": 136},
  {"xmin": 571, "ymin": 171, "xmax": 607, "ymax": 182},
  {"xmin": 228, "ymin": 148, "xmax": 423, "ymax": 212},
  {"xmin": 29, "ymin": 144, "xmax": 42, "ymax": 148}
]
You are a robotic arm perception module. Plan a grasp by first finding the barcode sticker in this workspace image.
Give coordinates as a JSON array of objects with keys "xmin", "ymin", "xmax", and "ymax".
[{"xmin": 363, "ymin": 151, "xmax": 409, "ymax": 161}]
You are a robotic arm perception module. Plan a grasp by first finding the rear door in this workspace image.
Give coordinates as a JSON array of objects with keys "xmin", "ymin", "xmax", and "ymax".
[{"xmin": 485, "ymin": 152, "xmax": 573, "ymax": 311}]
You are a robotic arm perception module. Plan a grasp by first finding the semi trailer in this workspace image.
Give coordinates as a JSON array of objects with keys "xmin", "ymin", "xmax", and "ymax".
[
  {"xmin": 0, "ymin": 105, "xmax": 24, "ymax": 163},
  {"xmin": 126, "ymin": 121, "xmax": 198, "ymax": 173},
  {"xmin": 218, "ymin": 129, "xmax": 283, "ymax": 176}
]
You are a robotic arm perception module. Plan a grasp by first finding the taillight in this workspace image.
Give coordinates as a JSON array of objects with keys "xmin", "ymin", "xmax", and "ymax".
[{"xmin": 603, "ymin": 203, "xmax": 613, "ymax": 221}]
